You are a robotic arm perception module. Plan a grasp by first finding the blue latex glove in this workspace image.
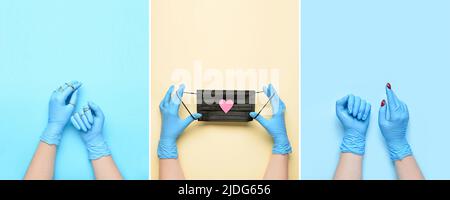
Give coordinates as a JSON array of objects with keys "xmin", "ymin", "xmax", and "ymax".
[
  {"xmin": 41, "ymin": 81, "xmax": 82, "ymax": 145},
  {"xmin": 71, "ymin": 102, "xmax": 111, "ymax": 160},
  {"xmin": 71, "ymin": 104, "xmax": 94, "ymax": 132},
  {"xmin": 336, "ymin": 94, "xmax": 371, "ymax": 155},
  {"xmin": 378, "ymin": 83, "xmax": 412, "ymax": 161},
  {"xmin": 249, "ymin": 84, "xmax": 292, "ymax": 154},
  {"xmin": 158, "ymin": 84, "xmax": 202, "ymax": 159}
]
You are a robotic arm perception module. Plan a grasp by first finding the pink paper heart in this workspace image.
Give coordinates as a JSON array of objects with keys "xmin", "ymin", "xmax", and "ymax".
[{"xmin": 219, "ymin": 99, "xmax": 234, "ymax": 113}]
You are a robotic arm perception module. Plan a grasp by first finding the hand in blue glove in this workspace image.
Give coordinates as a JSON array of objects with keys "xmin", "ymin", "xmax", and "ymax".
[
  {"xmin": 336, "ymin": 94, "xmax": 371, "ymax": 155},
  {"xmin": 378, "ymin": 83, "xmax": 412, "ymax": 161},
  {"xmin": 249, "ymin": 84, "xmax": 292, "ymax": 154},
  {"xmin": 41, "ymin": 81, "xmax": 82, "ymax": 145},
  {"xmin": 71, "ymin": 104, "xmax": 94, "ymax": 132},
  {"xmin": 158, "ymin": 84, "xmax": 202, "ymax": 159},
  {"xmin": 71, "ymin": 102, "xmax": 111, "ymax": 160}
]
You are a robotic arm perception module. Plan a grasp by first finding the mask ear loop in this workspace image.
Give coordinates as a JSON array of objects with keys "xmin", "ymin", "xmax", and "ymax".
[
  {"xmin": 254, "ymin": 92, "xmax": 276, "ymax": 119},
  {"xmin": 176, "ymin": 92, "xmax": 196, "ymax": 120}
]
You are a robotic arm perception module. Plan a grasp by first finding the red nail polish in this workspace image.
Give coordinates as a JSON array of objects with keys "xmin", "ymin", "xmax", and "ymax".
[
  {"xmin": 386, "ymin": 83, "xmax": 391, "ymax": 89},
  {"xmin": 381, "ymin": 99, "xmax": 386, "ymax": 107}
]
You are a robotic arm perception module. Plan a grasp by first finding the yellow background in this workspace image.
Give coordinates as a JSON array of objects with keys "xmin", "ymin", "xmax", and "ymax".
[{"xmin": 152, "ymin": 0, "xmax": 298, "ymax": 179}]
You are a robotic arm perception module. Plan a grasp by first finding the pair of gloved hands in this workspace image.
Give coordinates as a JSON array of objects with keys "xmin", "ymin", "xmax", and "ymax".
[
  {"xmin": 158, "ymin": 84, "xmax": 292, "ymax": 159},
  {"xmin": 336, "ymin": 83, "xmax": 411, "ymax": 161},
  {"xmin": 40, "ymin": 81, "xmax": 110, "ymax": 160}
]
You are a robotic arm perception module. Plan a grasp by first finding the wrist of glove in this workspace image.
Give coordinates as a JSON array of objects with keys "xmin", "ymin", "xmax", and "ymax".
[
  {"xmin": 340, "ymin": 129, "xmax": 366, "ymax": 155},
  {"xmin": 82, "ymin": 132, "xmax": 111, "ymax": 160},
  {"xmin": 40, "ymin": 124, "xmax": 65, "ymax": 145},
  {"xmin": 158, "ymin": 138, "xmax": 178, "ymax": 159},
  {"xmin": 272, "ymin": 132, "xmax": 292, "ymax": 155},
  {"xmin": 384, "ymin": 136, "xmax": 412, "ymax": 161}
]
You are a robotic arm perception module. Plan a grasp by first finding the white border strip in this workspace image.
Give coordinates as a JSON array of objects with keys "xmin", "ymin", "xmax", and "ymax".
[
  {"xmin": 298, "ymin": 0, "xmax": 302, "ymax": 180},
  {"xmin": 148, "ymin": 0, "xmax": 152, "ymax": 180}
]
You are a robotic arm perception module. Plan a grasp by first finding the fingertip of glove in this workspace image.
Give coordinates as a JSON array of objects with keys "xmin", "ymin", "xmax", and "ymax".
[
  {"xmin": 193, "ymin": 113, "xmax": 202, "ymax": 119},
  {"xmin": 249, "ymin": 112, "xmax": 257, "ymax": 119}
]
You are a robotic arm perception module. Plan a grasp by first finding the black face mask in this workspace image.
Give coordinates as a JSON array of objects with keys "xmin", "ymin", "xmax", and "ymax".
[
  {"xmin": 177, "ymin": 89, "xmax": 273, "ymax": 122},
  {"xmin": 196, "ymin": 90, "xmax": 255, "ymax": 122}
]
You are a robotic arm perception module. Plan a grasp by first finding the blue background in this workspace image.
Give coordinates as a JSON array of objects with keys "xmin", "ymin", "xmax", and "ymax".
[
  {"xmin": 0, "ymin": 0, "xmax": 148, "ymax": 179},
  {"xmin": 302, "ymin": 0, "xmax": 450, "ymax": 179}
]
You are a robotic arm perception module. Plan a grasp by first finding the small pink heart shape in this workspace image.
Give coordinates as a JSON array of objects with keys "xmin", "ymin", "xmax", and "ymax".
[{"xmin": 219, "ymin": 99, "xmax": 234, "ymax": 113}]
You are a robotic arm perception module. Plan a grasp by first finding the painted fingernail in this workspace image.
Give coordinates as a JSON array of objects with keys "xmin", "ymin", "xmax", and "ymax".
[
  {"xmin": 381, "ymin": 99, "xmax": 386, "ymax": 107},
  {"xmin": 386, "ymin": 83, "xmax": 391, "ymax": 89}
]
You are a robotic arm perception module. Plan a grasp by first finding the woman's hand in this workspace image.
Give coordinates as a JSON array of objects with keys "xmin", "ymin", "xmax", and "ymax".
[
  {"xmin": 250, "ymin": 84, "xmax": 292, "ymax": 155},
  {"xmin": 336, "ymin": 94, "xmax": 371, "ymax": 155},
  {"xmin": 158, "ymin": 84, "xmax": 202, "ymax": 159},
  {"xmin": 41, "ymin": 81, "xmax": 82, "ymax": 145},
  {"xmin": 71, "ymin": 102, "xmax": 111, "ymax": 160},
  {"xmin": 378, "ymin": 83, "xmax": 412, "ymax": 161}
]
